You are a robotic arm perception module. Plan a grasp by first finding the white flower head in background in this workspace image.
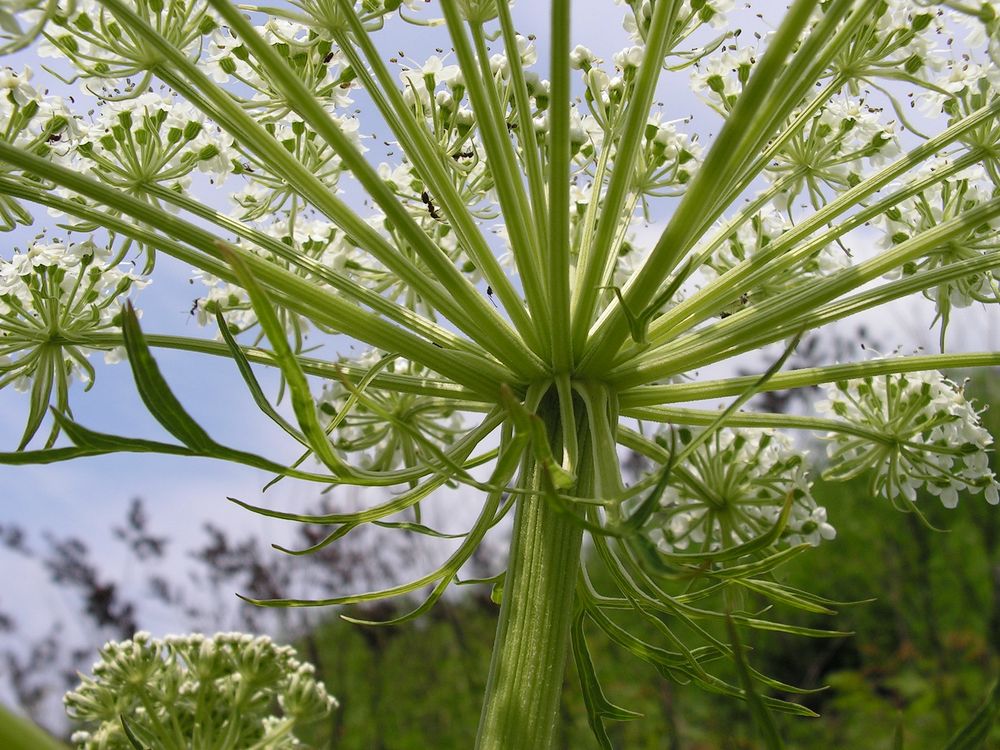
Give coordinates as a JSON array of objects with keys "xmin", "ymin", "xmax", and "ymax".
[
  {"xmin": 65, "ymin": 631, "xmax": 336, "ymax": 750},
  {"xmin": 818, "ymin": 365, "xmax": 1000, "ymax": 510},
  {"xmin": 646, "ymin": 427, "xmax": 836, "ymax": 554}
]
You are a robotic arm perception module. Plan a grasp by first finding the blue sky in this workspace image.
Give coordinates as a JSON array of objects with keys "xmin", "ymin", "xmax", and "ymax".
[{"xmin": 0, "ymin": 0, "xmax": 655, "ymax": 568}]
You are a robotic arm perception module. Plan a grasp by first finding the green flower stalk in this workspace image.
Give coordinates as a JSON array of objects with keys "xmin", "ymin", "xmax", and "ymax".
[{"xmin": 0, "ymin": 0, "xmax": 999, "ymax": 747}]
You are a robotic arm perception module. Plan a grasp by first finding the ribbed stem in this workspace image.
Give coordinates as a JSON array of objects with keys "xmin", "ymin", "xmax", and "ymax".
[{"xmin": 476, "ymin": 438, "xmax": 584, "ymax": 749}]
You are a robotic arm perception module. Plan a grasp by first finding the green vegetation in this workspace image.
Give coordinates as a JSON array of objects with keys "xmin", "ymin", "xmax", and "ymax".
[
  {"xmin": 1, "ymin": 373, "xmax": 996, "ymax": 748},
  {"xmin": 295, "ymin": 375, "xmax": 1000, "ymax": 749},
  {"xmin": 291, "ymin": 472, "xmax": 997, "ymax": 748}
]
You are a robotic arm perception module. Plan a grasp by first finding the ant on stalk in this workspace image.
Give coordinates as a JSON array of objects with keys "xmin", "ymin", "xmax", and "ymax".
[{"xmin": 420, "ymin": 190, "xmax": 442, "ymax": 220}]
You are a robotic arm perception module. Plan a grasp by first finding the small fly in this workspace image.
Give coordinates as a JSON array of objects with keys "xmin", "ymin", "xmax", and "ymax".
[{"xmin": 719, "ymin": 292, "xmax": 749, "ymax": 319}]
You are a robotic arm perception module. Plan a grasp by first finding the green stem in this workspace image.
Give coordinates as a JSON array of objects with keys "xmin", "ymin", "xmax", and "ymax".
[
  {"xmin": 655, "ymin": 252, "xmax": 1000, "ymax": 384},
  {"xmin": 579, "ymin": 0, "xmax": 823, "ymax": 370},
  {"xmin": 621, "ymin": 404, "xmax": 893, "ymax": 442},
  {"xmin": 81, "ymin": 332, "xmax": 489, "ymax": 401},
  {"xmin": 476, "ymin": 488, "xmax": 584, "ymax": 750},
  {"xmin": 613, "ymin": 198, "xmax": 1000, "ymax": 387},
  {"xmin": 470, "ymin": 22, "xmax": 550, "ymax": 337},
  {"xmin": 331, "ymin": 2, "xmax": 540, "ymax": 353},
  {"xmin": 713, "ymin": 1, "xmax": 871, "ymax": 217},
  {"xmin": 495, "ymin": 0, "xmax": 548, "ymax": 239},
  {"xmin": 477, "ymin": 390, "xmax": 588, "ymax": 749},
  {"xmin": 569, "ymin": 0, "xmax": 681, "ymax": 355},
  {"xmin": 547, "ymin": 0, "xmax": 572, "ymax": 372},
  {"xmin": 618, "ymin": 351, "xmax": 1000, "ymax": 406},
  {"xmin": 638, "ymin": 149, "xmax": 985, "ymax": 351},
  {"xmin": 439, "ymin": 1, "xmax": 550, "ymax": 352},
  {"xmin": 0, "ymin": 166, "xmax": 511, "ymax": 395},
  {"xmin": 202, "ymin": 0, "xmax": 542, "ymax": 378},
  {"xmin": 142, "ymin": 184, "xmax": 472, "ymax": 353}
]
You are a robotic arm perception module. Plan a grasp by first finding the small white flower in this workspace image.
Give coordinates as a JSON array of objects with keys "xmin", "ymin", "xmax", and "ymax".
[
  {"xmin": 613, "ymin": 45, "xmax": 644, "ymax": 71},
  {"xmin": 0, "ymin": 65, "xmax": 38, "ymax": 106},
  {"xmin": 570, "ymin": 45, "xmax": 599, "ymax": 70}
]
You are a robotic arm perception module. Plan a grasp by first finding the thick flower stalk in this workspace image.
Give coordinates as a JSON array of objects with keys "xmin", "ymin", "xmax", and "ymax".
[{"xmin": 0, "ymin": 0, "xmax": 998, "ymax": 747}]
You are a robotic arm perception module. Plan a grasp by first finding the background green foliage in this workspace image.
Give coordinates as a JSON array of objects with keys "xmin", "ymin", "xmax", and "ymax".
[{"xmin": 292, "ymin": 371, "xmax": 1000, "ymax": 749}]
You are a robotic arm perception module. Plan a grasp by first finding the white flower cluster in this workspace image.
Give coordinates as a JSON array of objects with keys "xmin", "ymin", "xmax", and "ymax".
[
  {"xmin": 700, "ymin": 205, "xmax": 850, "ymax": 308},
  {"xmin": 690, "ymin": 46, "xmax": 757, "ymax": 113},
  {"xmin": 920, "ymin": 55, "xmax": 1000, "ymax": 118},
  {"xmin": 563, "ymin": 46, "xmax": 705, "ymax": 277},
  {"xmin": 317, "ymin": 349, "xmax": 464, "ymax": 472},
  {"xmin": 26, "ymin": 7, "xmax": 359, "ymax": 236},
  {"xmin": 230, "ymin": 113, "xmax": 361, "ymax": 223},
  {"xmin": 35, "ymin": 0, "xmax": 216, "ymax": 86},
  {"xmin": 818, "ymin": 368, "xmax": 1000, "ymax": 508},
  {"xmin": 620, "ymin": 0, "xmax": 734, "ymax": 46},
  {"xmin": 65, "ymin": 631, "xmax": 337, "ymax": 750},
  {"xmin": 391, "ymin": 52, "xmax": 480, "ymax": 170},
  {"xmin": 0, "ymin": 64, "xmax": 73, "ymax": 129},
  {"xmin": 823, "ymin": 0, "xmax": 949, "ymax": 88},
  {"xmin": 0, "ymin": 65, "xmax": 77, "ymax": 230},
  {"xmin": 191, "ymin": 225, "xmax": 329, "ymax": 337},
  {"xmin": 646, "ymin": 427, "xmax": 835, "ymax": 554},
  {"xmin": 489, "ymin": 33, "xmax": 538, "ymax": 78},
  {"xmin": 206, "ymin": 19, "xmax": 355, "ymax": 114},
  {"xmin": 67, "ymin": 92, "xmax": 239, "ymax": 193},
  {"xmin": 767, "ymin": 97, "xmax": 901, "ymax": 210},
  {"xmin": 271, "ymin": 0, "xmax": 426, "ymax": 37},
  {"xmin": 692, "ymin": 2, "xmax": 950, "ymax": 121},
  {"xmin": 0, "ymin": 238, "xmax": 147, "ymax": 392},
  {"xmin": 878, "ymin": 163, "xmax": 1000, "ymax": 332}
]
